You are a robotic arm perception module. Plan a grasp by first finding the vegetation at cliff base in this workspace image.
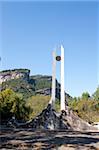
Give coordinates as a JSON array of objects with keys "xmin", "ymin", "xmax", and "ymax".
[
  {"xmin": 69, "ymin": 89, "xmax": 99, "ymax": 123},
  {"xmin": 0, "ymin": 69, "xmax": 99, "ymax": 124},
  {"xmin": 0, "ymin": 89, "xmax": 60, "ymax": 121},
  {"xmin": 1, "ymin": 78, "xmax": 35, "ymax": 99},
  {"xmin": 0, "ymin": 87, "xmax": 99, "ymax": 123}
]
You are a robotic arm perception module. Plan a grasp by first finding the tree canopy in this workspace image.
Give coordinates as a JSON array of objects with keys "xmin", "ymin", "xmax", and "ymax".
[
  {"xmin": 69, "ymin": 90, "xmax": 99, "ymax": 123},
  {"xmin": 93, "ymin": 87, "xmax": 99, "ymax": 100},
  {"xmin": 0, "ymin": 89, "xmax": 31, "ymax": 121}
]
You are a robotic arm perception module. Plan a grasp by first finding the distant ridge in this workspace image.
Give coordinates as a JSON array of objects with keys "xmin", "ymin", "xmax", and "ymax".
[{"xmin": 0, "ymin": 68, "xmax": 72, "ymax": 101}]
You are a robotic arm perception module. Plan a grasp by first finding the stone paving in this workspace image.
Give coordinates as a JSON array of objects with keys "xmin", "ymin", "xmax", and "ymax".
[{"xmin": 0, "ymin": 128, "xmax": 99, "ymax": 150}]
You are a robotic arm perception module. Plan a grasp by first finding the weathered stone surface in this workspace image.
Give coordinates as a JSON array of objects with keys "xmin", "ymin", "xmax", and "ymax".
[
  {"xmin": 0, "ymin": 69, "xmax": 30, "ymax": 84},
  {"xmin": 29, "ymin": 105, "xmax": 97, "ymax": 131},
  {"xmin": 29, "ymin": 104, "xmax": 70, "ymax": 130},
  {"xmin": 61, "ymin": 106, "xmax": 97, "ymax": 131},
  {"xmin": 7, "ymin": 104, "xmax": 70, "ymax": 130},
  {"xmin": 8, "ymin": 104, "xmax": 97, "ymax": 131}
]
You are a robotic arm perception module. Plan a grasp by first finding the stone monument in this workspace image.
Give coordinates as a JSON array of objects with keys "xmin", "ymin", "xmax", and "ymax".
[
  {"xmin": 49, "ymin": 45, "xmax": 65, "ymax": 111},
  {"xmin": 8, "ymin": 45, "xmax": 98, "ymax": 131}
]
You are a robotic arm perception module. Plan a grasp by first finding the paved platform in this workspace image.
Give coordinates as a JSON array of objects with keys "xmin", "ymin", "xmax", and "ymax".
[{"xmin": 0, "ymin": 128, "xmax": 99, "ymax": 150}]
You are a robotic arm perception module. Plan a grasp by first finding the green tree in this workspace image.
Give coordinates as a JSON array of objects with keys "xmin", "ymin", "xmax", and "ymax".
[
  {"xmin": 0, "ymin": 89, "xmax": 31, "ymax": 121},
  {"xmin": 0, "ymin": 89, "xmax": 15, "ymax": 119},
  {"xmin": 81, "ymin": 92, "xmax": 90, "ymax": 100},
  {"xmin": 10, "ymin": 93, "xmax": 29, "ymax": 120},
  {"xmin": 93, "ymin": 87, "xmax": 99, "ymax": 100},
  {"xmin": 68, "ymin": 95, "xmax": 99, "ymax": 123}
]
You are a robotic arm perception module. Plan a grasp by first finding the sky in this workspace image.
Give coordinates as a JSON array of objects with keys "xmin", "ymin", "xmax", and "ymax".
[{"xmin": 0, "ymin": 1, "xmax": 99, "ymax": 97}]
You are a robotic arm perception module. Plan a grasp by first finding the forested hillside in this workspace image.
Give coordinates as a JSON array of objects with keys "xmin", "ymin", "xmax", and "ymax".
[
  {"xmin": 0, "ymin": 69, "xmax": 71, "ymax": 100},
  {"xmin": 0, "ymin": 69, "xmax": 99, "ymax": 123}
]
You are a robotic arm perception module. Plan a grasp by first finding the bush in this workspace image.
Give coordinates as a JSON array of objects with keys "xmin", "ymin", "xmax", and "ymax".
[{"xmin": 0, "ymin": 89, "xmax": 31, "ymax": 121}]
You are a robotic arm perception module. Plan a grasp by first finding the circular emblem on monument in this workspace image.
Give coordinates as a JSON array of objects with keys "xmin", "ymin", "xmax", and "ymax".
[{"xmin": 56, "ymin": 56, "xmax": 61, "ymax": 61}]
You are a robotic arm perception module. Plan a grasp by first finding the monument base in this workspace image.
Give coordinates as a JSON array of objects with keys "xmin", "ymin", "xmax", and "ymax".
[
  {"xmin": 29, "ymin": 104, "xmax": 70, "ymax": 130},
  {"xmin": 8, "ymin": 104, "xmax": 97, "ymax": 131}
]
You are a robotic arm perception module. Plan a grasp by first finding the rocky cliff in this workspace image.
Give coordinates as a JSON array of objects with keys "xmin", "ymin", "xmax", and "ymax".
[
  {"xmin": 0, "ymin": 69, "xmax": 30, "ymax": 84},
  {"xmin": 0, "ymin": 69, "xmax": 72, "ymax": 101}
]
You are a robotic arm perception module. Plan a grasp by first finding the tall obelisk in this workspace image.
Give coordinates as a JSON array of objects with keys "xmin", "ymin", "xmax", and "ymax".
[
  {"xmin": 60, "ymin": 45, "xmax": 65, "ymax": 110},
  {"xmin": 49, "ymin": 45, "xmax": 65, "ymax": 111},
  {"xmin": 49, "ymin": 50, "xmax": 56, "ymax": 108}
]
